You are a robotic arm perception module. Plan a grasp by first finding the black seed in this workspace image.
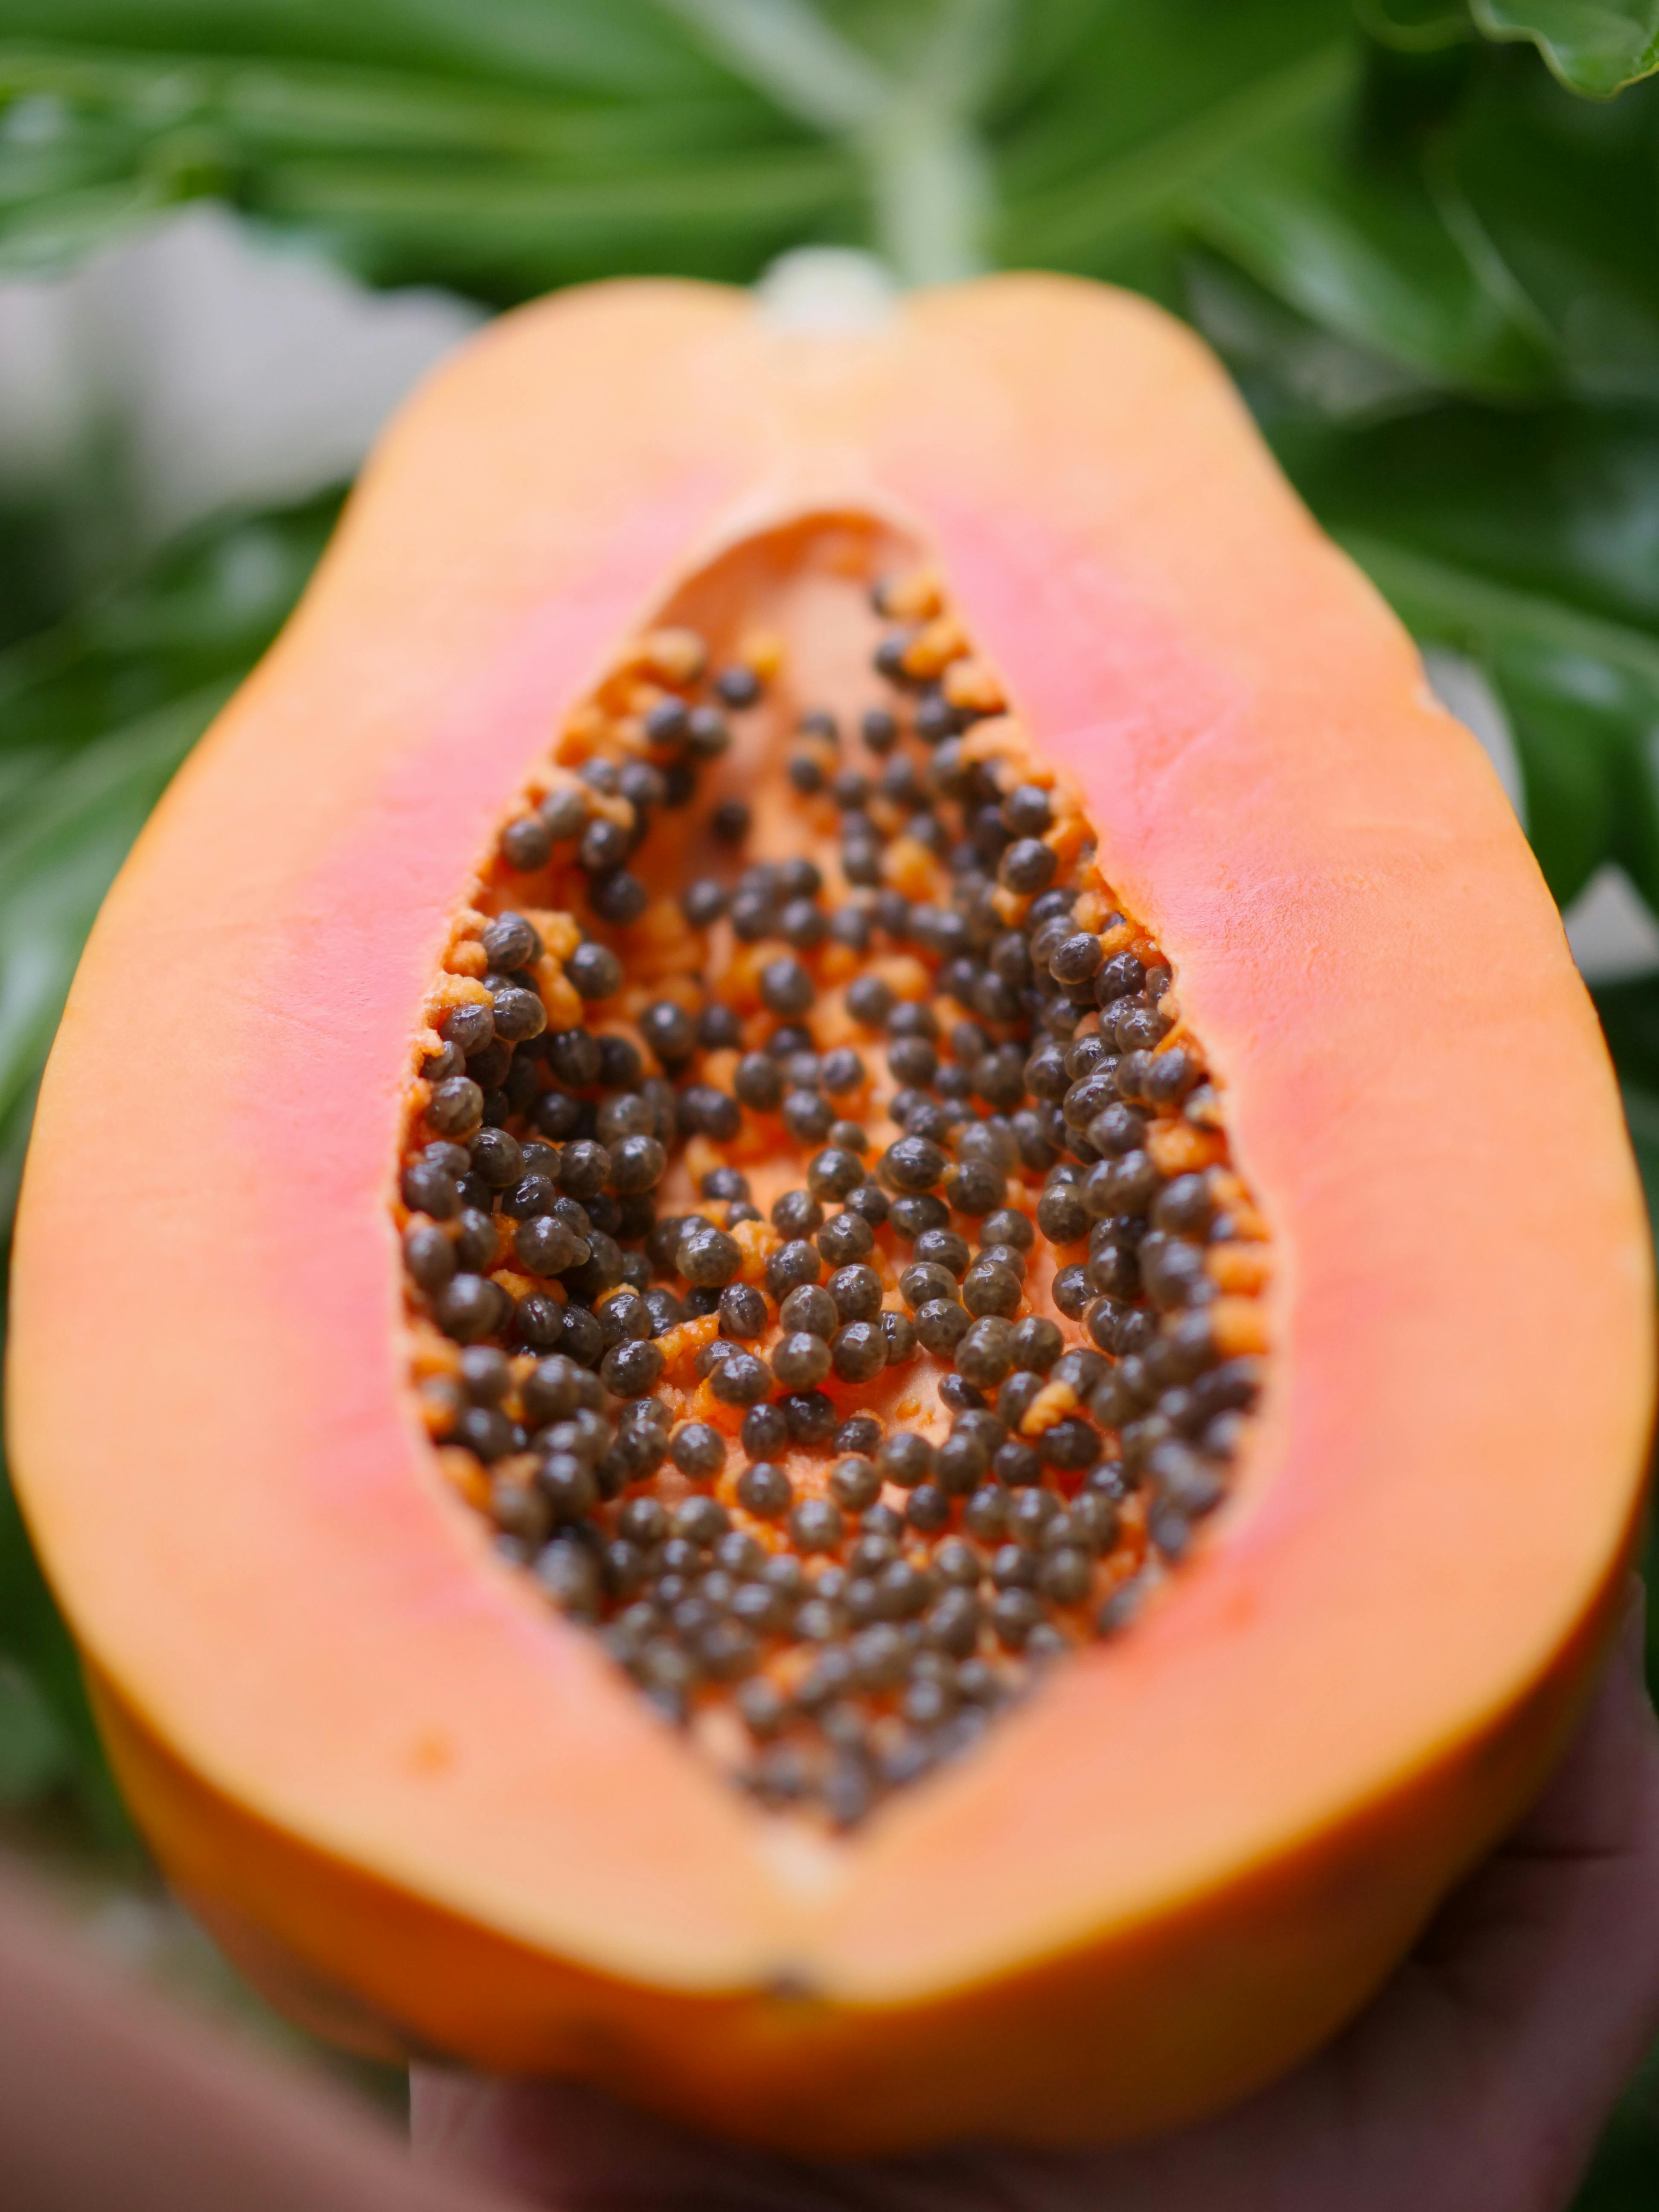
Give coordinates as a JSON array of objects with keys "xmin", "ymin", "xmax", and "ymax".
[
  {"xmin": 888, "ymin": 1193, "xmax": 950, "ymax": 1243},
  {"xmin": 714, "ymin": 664, "xmax": 762, "ymax": 708},
  {"xmin": 721, "ymin": 1399, "xmax": 784, "ymax": 1467},
  {"xmin": 830, "ymin": 1455, "xmax": 881, "ymax": 1511},
  {"xmin": 482, "ymin": 913, "xmax": 542, "ymax": 971},
  {"xmin": 685, "ymin": 706, "xmax": 731, "ymax": 759},
  {"xmin": 850, "ymin": 701, "xmax": 896, "ymax": 755},
  {"xmin": 422, "ymin": 1040, "xmax": 466, "ymax": 1084},
  {"xmin": 759, "ymin": 956, "xmax": 814, "ymax": 1017},
  {"xmin": 992, "ymin": 1433, "xmax": 1041, "ymax": 1484},
  {"xmin": 512, "ymin": 1292, "xmax": 563, "ymax": 1347},
  {"xmin": 600, "ymin": 1339, "xmax": 664, "ymax": 1398},
  {"xmin": 543, "ymin": 1027, "xmax": 600, "ymax": 1091},
  {"xmin": 824, "ymin": 1263, "xmax": 881, "ymax": 1323},
  {"xmin": 998, "ymin": 838, "xmax": 1057, "ymax": 894},
  {"xmin": 716, "ymin": 1282, "xmax": 766, "ymax": 1341},
  {"xmin": 442, "ymin": 1001, "xmax": 495, "ymax": 1057},
  {"xmin": 781, "ymin": 1089, "xmax": 836, "ymax": 1144},
  {"xmin": 1001, "ymin": 783, "xmax": 1052, "ymax": 836},
  {"xmin": 1146, "ymin": 1046, "xmax": 1200, "ymax": 1107},
  {"xmin": 913, "ymin": 1299, "xmax": 969, "ymax": 1356},
  {"xmin": 536, "ymin": 1538, "xmax": 602, "ymax": 1620},
  {"xmin": 719, "ymin": 1054, "xmax": 778, "ymax": 1118},
  {"xmin": 772, "ymin": 1331, "xmax": 833, "ymax": 1389},
  {"xmin": 869, "ymin": 1433, "xmax": 928, "ymax": 1492},
  {"xmin": 1049, "ymin": 931, "xmax": 1103, "ymax": 985},
  {"xmin": 914, "ymin": 692, "xmax": 956, "ymax": 745},
  {"xmin": 1044, "ymin": 1263, "xmax": 1089, "ymax": 1320},
  {"xmin": 435, "ymin": 1274, "xmax": 505, "ymax": 1343},
  {"xmin": 886, "ymin": 1035, "xmax": 939, "ymax": 1090},
  {"xmin": 963, "ymin": 1485, "xmax": 1008, "ymax": 1540},
  {"xmin": 1115, "ymin": 1050, "xmax": 1155, "ymax": 1105},
  {"xmin": 943, "ymin": 1158, "xmax": 1005, "ymax": 1217},
  {"xmin": 402, "ymin": 1160, "xmax": 460, "ymax": 1221},
  {"xmin": 936, "ymin": 1429, "xmax": 989, "ymax": 1495},
  {"xmin": 806, "ymin": 1150, "xmax": 864, "ymax": 1205},
  {"xmin": 1095, "ymin": 951, "xmax": 1146, "ymax": 1006},
  {"xmin": 448, "ymin": 1208, "xmax": 494, "ymax": 1272},
  {"xmin": 710, "ymin": 798, "xmax": 751, "ymax": 844},
  {"xmin": 881, "ymin": 1136, "xmax": 946, "ymax": 1193},
  {"xmin": 604, "ymin": 1133, "xmax": 663, "ymax": 1195},
  {"xmin": 770, "ymin": 1279, "xmax": 830, "ymax": 1340},
  {"xmin": 677, "ymin": 1226, "xmax": 741, "ymax": 1286},
  {"xmin": 670, "ymin": 1421, "xmax": 726, "ymax": 1480},
  {"xmin": 513, "ymin": 1214, "xmax": 589, "ymax": 1278},
  {"xmin": 780, "ymin": 1390, "xmax": 836, "ymax": 1446},
  {"xmin": 956, "ymin": 1316, "xmax": 1014, "ymax": 1388},
  {"xmin": 555, "ymin": 1140, "xmax": 608, "ymax": 1202},
  {"xmin": 729, "ymin": 887, "xmax": 775, "ymax": 942},
  {"xmin": 501, "ymin": 811, "xmax": 553, "ymax": 870},
  {"xmin": 878, "ymin": 1311, "xmax": 915, "ymax": 1367},
  {"xmin": 709, "ymin": 1352, "xmax": 771, "ymax": 1406},
  {"xmin": 990, "ymin": 1588, "xmax": 1042, "ymax": 1650},
  {"xmin": 961, "ymin": 1260, "xmax": 1020, "ymax": 1318},
  {"xmin": 831, "ymin": 1321, "xmax": 887, "ymax": 1382},
  {"xmin": 588, "ymin": 869, "xmax": 646, "ymax": 923},
  {"xmin": 428, "ymin": 1077, "xmax": 485, "ymax": 1137},
  {"xmin": 790, "ymin": 1498, "xmax": 844, "ymax": 1554},
  {"xmin": 901, "ymin": 1260, "xmax": 960, "ymax": 1311},
  {"xmin": 635, "ymin": 999, "xmax": 693, "ymax": 1066},
  {"xmin": 1153, "ymin": 1173, "xmax": 1216, "ymax": 1238},
  {"xmin": 403, "ymin": 1222, "xmax": 456, "ymax": 1292},
  {"xmin": 734, "ymin": 1461, "xmax": 791, "ymax": 1519},
  {"xmin": 1036, "ymin": 1185, "xmax": 1089, "ymax": 1245},
  {"xmin": 872, "ymin": 886, "xmax": 914, "ymax": 937},
  {"xmin": 787, "ymin": 752, "xmax": 827, "ymax": 805},
  {"xmin": 990, "ymin": 1540, "xmax": 1039, "ymax": 1589},
  {"xmin": 579, "ymin": 815, "xmax": 632, "ymax": 876},
  {"xmin": 1114, "ymin": 1000, "xmax": 1171, "ymax": 1054},
  {"xmin": 845, "ymin": 975, "xmax": 895, "ymax": 1027},
  {"xmin": 1036, "ymin": 1417, "xmax": 1096, "ymax": 1473},
  {"xmin": 673, "ymin": 1495, "xmax": 731, "ymax": 1546},
  {"xmin": 905, "ymin": 1484, "xmax": 952, "ymax": 1534}
]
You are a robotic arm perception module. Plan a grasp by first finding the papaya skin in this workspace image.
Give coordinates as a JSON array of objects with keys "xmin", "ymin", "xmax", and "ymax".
[{"xmin": 7, "ymin": 275, "xmax": 1653, "ymax": 2151}]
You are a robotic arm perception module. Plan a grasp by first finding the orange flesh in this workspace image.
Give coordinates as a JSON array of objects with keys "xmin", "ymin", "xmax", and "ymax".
[{"xmin": 6, "ymin": 277, "xmax": 1653, "ymax": 2149}]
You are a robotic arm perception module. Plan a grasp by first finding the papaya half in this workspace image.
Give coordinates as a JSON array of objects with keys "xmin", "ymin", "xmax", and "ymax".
[{"xmin": 6, "ymin": 274, "xmax": 1653, "ymax": 2153}]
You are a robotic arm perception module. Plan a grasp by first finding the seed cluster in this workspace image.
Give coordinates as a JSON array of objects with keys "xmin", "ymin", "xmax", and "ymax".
[{"xmin": 398, "ymin": 556, "xmax": 1270, "ymax": 1829}]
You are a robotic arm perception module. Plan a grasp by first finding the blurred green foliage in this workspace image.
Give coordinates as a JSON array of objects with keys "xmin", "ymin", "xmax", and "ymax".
[{"xmin": 0, "ymin": 0, "xmax": 1656, "ymax": 2190}]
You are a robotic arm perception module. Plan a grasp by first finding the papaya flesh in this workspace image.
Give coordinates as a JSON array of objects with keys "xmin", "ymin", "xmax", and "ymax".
[{"xmin": 6, "ymin": 275, "xmax": 1653, "ymax": 2153}]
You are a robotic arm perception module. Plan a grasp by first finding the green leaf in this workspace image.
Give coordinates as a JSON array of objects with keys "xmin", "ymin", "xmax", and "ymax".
[
  {"xmin": 1486, "ymin": 640, "xmax": 1655, "ymax": 906},
  {"xmin": 992, "ymin": 0, "xmax": 1356, "ymax": 276},
  {"xmin": 0, "ymin": 18, "xmax": 832, "ymax": 297},
  {"xmin": 0, "ymin": 1658, "xmax": 72, "ymax": 1806},
  {"xmin": 0, "ymin": 493, "xmax": 338, "ymax": 1856},
  {"xmin": 1470, "ymin": 0, "xmax": 1659, "ymax": 97},
  {"xmin": 0, "ymin": 683, "xmax": 231, "ymax": 1139},
  {"xmin": 1594, "ymin": 973, "xmax": 1659, "ymax": 1092},
  {"xmin": 253, "ymin": 147, "xmax": 858, "ymax": 296},
  {"xmin": 1453, "ymin": 66, "xmax": 1659, "ymax": 402},
  {"xmin": 0, "ymin": 2, "xmax": 735, "ymax": 102},
  {"xmin": 1282, "ymin": 400, "xmax": 1659, "ymax": 911},
  {"xmin": 1355, "ymin": 0, "xmax": 1478, "ymax": 52},
  {"xmin": 1188, "ymin": 94, "xmax": 1557, "ymax": 398},
  {"xmin": 0, "ymin": 490, "xmax": 341, "ymax": 1211}
]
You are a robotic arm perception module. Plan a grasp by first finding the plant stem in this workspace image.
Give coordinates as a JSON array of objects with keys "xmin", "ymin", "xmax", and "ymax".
[{"xmin": 661, "ymin": 0, "xmax": 1004, "ymax": 283}]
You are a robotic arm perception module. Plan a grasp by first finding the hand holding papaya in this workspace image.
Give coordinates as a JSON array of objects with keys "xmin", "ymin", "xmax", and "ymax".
[{"xmin": 416, "ymin": 1578, "xmax": 1659, "ymax": 2212}]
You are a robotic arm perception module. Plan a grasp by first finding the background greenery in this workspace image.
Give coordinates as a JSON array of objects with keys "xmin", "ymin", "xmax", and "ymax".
[{"xmin": 2, "ymin": 0, "xmax": 1658, "ymax": 2192}]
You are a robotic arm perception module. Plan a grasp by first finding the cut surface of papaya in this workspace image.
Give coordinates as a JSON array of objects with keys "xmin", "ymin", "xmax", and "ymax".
[{"xmin": 6, "ymin": 274, "xmax": 1652, "ymax": 2153}]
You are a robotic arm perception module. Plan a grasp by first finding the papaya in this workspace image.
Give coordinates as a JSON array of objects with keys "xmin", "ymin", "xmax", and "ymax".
[{"xmin": 5, "ymin": 274, "xmax": 1653, "ymax": 2154}]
